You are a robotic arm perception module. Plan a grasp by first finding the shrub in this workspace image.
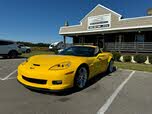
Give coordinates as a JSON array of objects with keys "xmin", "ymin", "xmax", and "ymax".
[
  {"xmin": 54, "ymin": 49, "xmax": 58, "ymax": 54},
  {"xmin": 134, "ymin": 54, "xmax": 147, "ymax": 63},
  {"xmin": 123, "ymin": 55, "xmax": 131, "ymax": 62},
  {"xmin": 112, "ymin": 52, "xmax": 121, "ymax": 61},
  {"xmin": 149, "ymin": 55, "xmax": 152, "ymax": 64}
]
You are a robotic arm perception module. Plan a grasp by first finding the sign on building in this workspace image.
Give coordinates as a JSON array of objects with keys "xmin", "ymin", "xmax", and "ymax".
[{"xmin": 88, "ymin": 14, "xmax": 111, "ymax": 30}]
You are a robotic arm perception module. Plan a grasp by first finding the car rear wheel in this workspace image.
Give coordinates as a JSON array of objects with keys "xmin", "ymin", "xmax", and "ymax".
[
  {"xmin": 26, "ymin": 49, "xmax": 31, "ymax": 53},
  {"xmin": 74, "ymin": 66, "xmax": 88, "ymax": 89},
  {"xmin": 8, "ymin": 51, "xmax": 18, "ymax": 59},
  {"xmin": 107, "ymin": 59, "xmax": 114, "ymax": 73}
]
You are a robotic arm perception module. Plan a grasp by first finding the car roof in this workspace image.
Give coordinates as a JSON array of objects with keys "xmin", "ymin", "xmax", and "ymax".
[{"xmin": 0, "ymin": 39, "xmax": 15, "ymax": 43}]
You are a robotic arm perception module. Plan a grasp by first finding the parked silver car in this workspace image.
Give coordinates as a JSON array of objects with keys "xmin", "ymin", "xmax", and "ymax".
[
  {"xmin": 0, "ymin": 39, "xmax": 22, "ymax": 58},
  {"xmin": 18, "ymin": 44, "xmax": 31, "ymax": 53}
]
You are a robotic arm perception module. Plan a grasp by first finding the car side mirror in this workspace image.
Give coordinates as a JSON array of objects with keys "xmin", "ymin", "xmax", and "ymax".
[{"xmin": 94, "ymin": 50, "xmax": 101, "ymax": 56}]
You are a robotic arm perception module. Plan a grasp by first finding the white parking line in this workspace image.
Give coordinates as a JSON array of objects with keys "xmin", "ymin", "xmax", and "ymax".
[
  {"xmin": 2, "ymin": 69, "xmax": 17, "ymax": 80},
  {"xmin": 119, "ymin": 68, "xmax": 134, "ymax": 72},
  {"xmin": 119, "ymin": 68, "xmax": 152, "ymax": 75},
  {"xmin": 5, "ymin": 77, "xmax": 17, "ymax": 80},
  {"xmin": 97, "ymin": 71, "xmax": 135, "ymax": 114}
]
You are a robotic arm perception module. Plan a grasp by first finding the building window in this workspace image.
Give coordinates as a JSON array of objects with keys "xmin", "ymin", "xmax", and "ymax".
[{"xmin": 135, "ymin": 34, "xmax": 144, "ymax": 42}]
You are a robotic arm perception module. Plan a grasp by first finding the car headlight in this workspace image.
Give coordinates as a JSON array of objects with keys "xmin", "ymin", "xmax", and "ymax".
[{"xmin": 49, "ymin": 62, "xmax": 71, "ymax": 70}]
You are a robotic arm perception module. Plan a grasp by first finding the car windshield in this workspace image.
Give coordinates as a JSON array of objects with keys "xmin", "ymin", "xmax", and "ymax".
[{"xmin": 58, "ymin": 46, "xmax": 95, "ymax": 57}]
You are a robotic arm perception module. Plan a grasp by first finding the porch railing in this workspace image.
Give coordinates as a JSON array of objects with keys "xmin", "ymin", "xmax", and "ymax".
[
  {"xmin": 105, "ymin": 42, "xmax": 152, "ymax": 52},
  {"xmin": 73, "ymin": 43, "xmax": 94, "ymax": 45}
]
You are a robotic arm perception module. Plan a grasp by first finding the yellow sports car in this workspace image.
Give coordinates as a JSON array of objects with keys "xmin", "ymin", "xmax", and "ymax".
[{"xmin": 17, "ymin": 45, "xmax": 114, "ymax": 91}]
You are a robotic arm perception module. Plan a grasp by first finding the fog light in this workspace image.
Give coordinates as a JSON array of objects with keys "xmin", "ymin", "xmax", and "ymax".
[{"xmin": 52, "ymin": 80, "xmax": 62, "ymax": 85}]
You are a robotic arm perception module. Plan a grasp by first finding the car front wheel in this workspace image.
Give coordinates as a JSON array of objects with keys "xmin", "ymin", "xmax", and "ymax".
[{"xmin": 74, "ymin": 66, "xmax": 88, "ymax": 89}]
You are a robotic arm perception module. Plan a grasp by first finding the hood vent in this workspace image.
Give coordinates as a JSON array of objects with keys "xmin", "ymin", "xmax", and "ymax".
[{"xmin": 33, "ymin": 64, "xmax": 40, "ymax": 66}]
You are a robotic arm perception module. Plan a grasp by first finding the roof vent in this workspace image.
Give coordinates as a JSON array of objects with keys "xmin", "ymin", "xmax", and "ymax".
[{"xmin": 147, "ymin": 8, "xmax": 152, "ymax": 16}]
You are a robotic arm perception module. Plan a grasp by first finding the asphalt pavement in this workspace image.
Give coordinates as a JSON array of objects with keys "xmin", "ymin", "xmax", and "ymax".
[{"xmin": 0, "ymin": 58, "xmax": 152, "ymax": 114}]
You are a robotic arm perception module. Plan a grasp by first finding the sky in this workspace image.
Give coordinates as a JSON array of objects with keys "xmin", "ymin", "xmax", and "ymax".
[{"xmin": 0, "ymin": 0, "xmax": 152, "ymax": 43}]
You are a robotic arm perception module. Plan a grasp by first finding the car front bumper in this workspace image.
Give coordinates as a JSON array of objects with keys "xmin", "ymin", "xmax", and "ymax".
[
  {"xmin": 17, "ymin": 65, "xmax": 75, "ymax": 91},
  {"xmin": 17, "ymin": 79, "xmax": 72, "ymax": 92}
]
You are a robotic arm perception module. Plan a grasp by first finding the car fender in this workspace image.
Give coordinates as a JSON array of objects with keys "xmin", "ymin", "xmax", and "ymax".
[
  {"xmin": 108, "ymin": 54, "xmax": 113, "ymax": 63},
  {"xmin": 70, "ymin": 59, "xmax": 89, "ymax": 75}
]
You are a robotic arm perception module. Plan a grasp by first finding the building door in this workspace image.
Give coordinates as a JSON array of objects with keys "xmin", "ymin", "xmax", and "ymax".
[
  {"xmin": 135, "ymin": 34, "xmax": 144, "ymax": 42},
  {"xmin": 79, "ymin": 37, "xmax": 85, "ymax": 44},
  {"xmin": 97, "ymin": 36, "xmax": 104, "ymax": 49},
  {"xmin": 135, "ymin": 34, "xmax": 145, "ymax": 51}
]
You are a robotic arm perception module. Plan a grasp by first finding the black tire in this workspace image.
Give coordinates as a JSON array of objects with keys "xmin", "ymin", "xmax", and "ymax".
[
  {"xmin": 107, "ymin": 59, "xmax": 114, "ymax": 73},
  {"xmin": 8, "ymin": 51, "xmax": 18, "ymax": 59},
  {"xmin": 26, "ymin": 49, "xmax": 31, "ymax": 53},
  {"xmin": 74, "ymin": 66, "xmax": 88, "ymax": 89}
]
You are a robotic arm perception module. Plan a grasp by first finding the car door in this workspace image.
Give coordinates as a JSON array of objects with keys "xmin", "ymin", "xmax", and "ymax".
[
  {"xmin": 0, "ymin": 41, "xmax": 8, "ymax": 54},
  {"xmin": 96, "ymin": 53, "xmax": 109, "ymax": 74},
  {"xmin": 88, "ymin": 54, "xmax": 106, "ymax": 78}
]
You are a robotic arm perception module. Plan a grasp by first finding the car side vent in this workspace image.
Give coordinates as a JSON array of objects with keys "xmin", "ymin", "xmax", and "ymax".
[{"xmin": 33, "ymin": 64, "xmax": 40, "ymax": 66}]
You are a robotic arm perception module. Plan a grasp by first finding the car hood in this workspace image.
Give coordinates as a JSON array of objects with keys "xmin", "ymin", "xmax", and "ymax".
[{"xmin": 28, "ymin": 54, "xmax": 87, "ymax": 67}]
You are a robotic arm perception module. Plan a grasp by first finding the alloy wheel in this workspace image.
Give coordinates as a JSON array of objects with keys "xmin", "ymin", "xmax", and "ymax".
[{"xmin": 75, "ymin": 67, "xmax": 88, "ymax": 89}]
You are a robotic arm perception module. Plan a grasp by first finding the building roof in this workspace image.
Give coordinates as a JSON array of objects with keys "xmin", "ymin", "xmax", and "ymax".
[
  {"xmin": 59, "ymin": 4, "xmax": 152, "ymax": 36},
  {"xmin": 80, "ymin": 4, "xmax": 122, "ymax": 23}
]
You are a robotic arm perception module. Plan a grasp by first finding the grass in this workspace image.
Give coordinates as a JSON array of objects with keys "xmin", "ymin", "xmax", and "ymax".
[
  {"xmin": 114, "ymin": 62, "xmax": 152, "ymax": 72},
  {"xmin": 20, "ymin": 50, "xmax": 55, "ymax": 58},
  {"xmin": 31, "ymin": 47, "xmax": 49, "ymax": 51}
]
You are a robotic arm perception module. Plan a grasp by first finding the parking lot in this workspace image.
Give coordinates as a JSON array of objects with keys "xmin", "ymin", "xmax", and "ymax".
[{"xmin": 0, "ymin": 58, "xmax": 152, "ymax": 114}]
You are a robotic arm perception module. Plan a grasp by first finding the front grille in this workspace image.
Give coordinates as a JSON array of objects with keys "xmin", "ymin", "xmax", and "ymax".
[{"xmin": 22, "ymin": 76, "xmax": 47, "ymax": 84}]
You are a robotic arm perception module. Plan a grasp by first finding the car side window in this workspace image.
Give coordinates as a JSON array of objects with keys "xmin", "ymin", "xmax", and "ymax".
[
  {"xmin": 0, "ymin": 41, "xmax": 3, "ymax": 45},
  {"xmin": 0, "ymin": 41, "xmax": 14, "ymax": 45},
  {"xmin": 0, "ymin": 41, "xmax": 7, "ymax": 45}
]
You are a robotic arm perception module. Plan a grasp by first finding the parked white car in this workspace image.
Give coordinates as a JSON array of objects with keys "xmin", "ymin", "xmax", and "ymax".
[
  {"xmin": 0, "ymin": 39, "xmax": 22, "ymax": 58},
  {"xmin": 49, "ymin": 41, "xmax": 64, "ymax": 50},
  {"xmin": 18, "ymin": 44, "xmax": 31, "ymax": 53}
]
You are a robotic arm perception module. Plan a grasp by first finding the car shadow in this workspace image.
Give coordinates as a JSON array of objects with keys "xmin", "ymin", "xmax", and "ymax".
[{"xmin": 27, "ymin": 66, "xmax": 117, "ymax": 96}]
